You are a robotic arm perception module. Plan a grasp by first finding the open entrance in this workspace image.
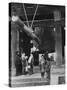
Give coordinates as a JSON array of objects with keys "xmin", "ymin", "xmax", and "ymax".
[{"xmin": 19, "ymin": 26, "xmax": 55, "ymax": 66}]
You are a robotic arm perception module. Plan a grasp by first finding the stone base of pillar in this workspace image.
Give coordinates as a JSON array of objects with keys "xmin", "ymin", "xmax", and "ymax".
[{"xmin": 11, "ymin": 67, "xmax": 16, "ymax": 76}]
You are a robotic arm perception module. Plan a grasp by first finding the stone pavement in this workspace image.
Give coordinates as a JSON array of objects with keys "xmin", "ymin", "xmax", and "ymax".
[
  {"xmin": 11, "ymin": 73, "xmax": 50, "ymax": 87},
  {"xmin": 11, "ymin": 65, "xmax": 65, "ymax": 87}
]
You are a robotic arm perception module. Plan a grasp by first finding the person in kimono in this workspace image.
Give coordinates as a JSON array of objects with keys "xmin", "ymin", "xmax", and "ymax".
[
  {"xmin": 44, "ymin": 51, "xmax": 51, "ymax": 80},
  {"xmin": 28, "ymin": 52, "xmax": 34, "ymax": 75},
  {"xmin": 21, "ymin": 52, "xmax": 28, "ymax": 75},
  {"xmin": 39, "ymin": 54, "xmax": 45, "ymax": 78}
]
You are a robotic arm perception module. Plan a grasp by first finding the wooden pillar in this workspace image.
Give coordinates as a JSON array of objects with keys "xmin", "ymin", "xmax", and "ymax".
[
  {"xmin": 54, "ymin": 11, "xmax": 62, "ymax": 65},
  {"xmin": 16, "ymin": 30, "xmax": 19, "ymax": 51},
  {"xmin": 11, "ymin": 23, "xmax": 19, "ymax": 76}
]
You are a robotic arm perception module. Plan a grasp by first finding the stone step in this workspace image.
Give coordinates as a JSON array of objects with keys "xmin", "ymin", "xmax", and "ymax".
[
  {"xmin": 12, "ymin": 77, "xmax": 48, "ymax": 82},
  {"xmin": 12, "ymin": 81, "xmax": 49, "ymax": 87},
  {"xmin": 11, "ymin": 78, "xmax": 49, "ymax": 87}
]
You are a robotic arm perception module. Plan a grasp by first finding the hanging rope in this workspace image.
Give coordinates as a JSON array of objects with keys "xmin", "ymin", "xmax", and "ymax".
[
  {"xmin": 31, "ymin": 4, "xmax": 39, "ymax": 28},
  {"xmin": 23, "ymin": 3, "xmax": 29, "ymax": 27}
]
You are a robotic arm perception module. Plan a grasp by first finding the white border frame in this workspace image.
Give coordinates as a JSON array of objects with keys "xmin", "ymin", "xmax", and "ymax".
[{"xmin": 0, "ymin": 0, "xmax": 67, "ymax": 90}]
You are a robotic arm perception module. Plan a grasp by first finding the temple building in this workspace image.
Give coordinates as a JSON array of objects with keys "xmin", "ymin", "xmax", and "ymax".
[{"xmin": 9, "ymin": 3, "xmax": 65, "ymax": 76}]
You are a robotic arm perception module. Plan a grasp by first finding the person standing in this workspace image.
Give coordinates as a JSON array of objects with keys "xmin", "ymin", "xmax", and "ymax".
[
  {"xmin": 15, "ymin": 51, "xmax": 22, "ymax": 76},
  {"xmin": 28, "ymin": 53, "xmax": 34, "ymax": 75},
  {"xmin": 44, "ymin": 52, "xmax": 51, "ymax": 80},
  {"xmin": 39, "ymin": 54, "xmax": 45, "ymax": 78},
  {"xmin": 21, "ymin": 53, "xmax": 28, "ymax": 75}
]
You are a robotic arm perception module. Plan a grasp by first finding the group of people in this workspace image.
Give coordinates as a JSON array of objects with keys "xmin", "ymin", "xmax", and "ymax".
[
  {"xmin": 15, "ymin": 50, "xmax": 34, "ymax": 76},
  {"xmin": 15, "ymin": 49, "xmax": 51, "ymax": 80},
  {"xmin": 22, "ymin": 52, "xmax": 34, "ymax": 75}
]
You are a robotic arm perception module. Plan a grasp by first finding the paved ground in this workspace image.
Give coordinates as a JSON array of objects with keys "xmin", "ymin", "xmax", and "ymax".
[{"xmin": 11, "ymin": 65, "xmax": 65, "ymax": 87}]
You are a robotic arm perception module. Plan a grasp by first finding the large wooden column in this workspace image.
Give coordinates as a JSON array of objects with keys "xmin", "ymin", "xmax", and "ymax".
[
  {"xmin": 16, "ymin": 29, "xmax": 19, "ymax": 51},
  {"xmin": 54, "ymin": 11, "xmax": 62, "ymax": 65},
  {"xmin": 11, "ymin": 23, "xmax": 19, "ymax": 76}
]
